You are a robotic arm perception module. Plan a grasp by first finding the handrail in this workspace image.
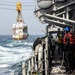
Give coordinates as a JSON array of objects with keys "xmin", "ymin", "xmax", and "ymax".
[{"xmin": 11, "ymin": 41, "xmax": 49, "ymax": 75}]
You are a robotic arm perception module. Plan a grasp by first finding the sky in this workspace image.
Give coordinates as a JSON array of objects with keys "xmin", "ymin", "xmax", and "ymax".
[{"xmin": 0, "ymin": 0, "xmax": 46, "ymax": 35}]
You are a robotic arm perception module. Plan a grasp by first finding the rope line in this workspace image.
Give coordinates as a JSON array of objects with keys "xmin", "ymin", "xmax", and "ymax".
[
  {"xmin": 0, "ymin": 7, "xmax": 34, "ymax": 10},
  {"xmin": 0, "ymin": 0, "xmax": 34, "ymax": 4},
  {"xmin": 0, "ymin": 3, "xmax": 35, "ymax": 7}
]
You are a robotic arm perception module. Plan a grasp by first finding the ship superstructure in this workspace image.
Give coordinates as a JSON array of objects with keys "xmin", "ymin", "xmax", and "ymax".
[
  {"xmin": 32, "ymin": 0, "xmax": 75, "ymax": 75},
  {"xmin": 34, "ymin": 0, "xmax": 75, "ymax": 35}
]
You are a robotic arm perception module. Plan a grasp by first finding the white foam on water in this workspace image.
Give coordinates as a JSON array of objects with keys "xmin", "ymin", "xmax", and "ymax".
[
  {"xmin": 24, "ymin": 42, "xmax": 33, "ymax": 46},
  {"xmin": 0, "ymin": 45, "xmax": 32, "ymax": 65},
  {"xmin": 0, "ymin": 35, "xmax": 35, "ymax": 75},
  {"xmin": 6, "ymin": 41, "xmax": 33, "ymax": 47},
  {"xmin": 0, "ymin": 64, "xmax": 10, "ymax": 68},
  {"xmin": 6, "ymin": 43, "xmax": 14, "ymax": 47}
]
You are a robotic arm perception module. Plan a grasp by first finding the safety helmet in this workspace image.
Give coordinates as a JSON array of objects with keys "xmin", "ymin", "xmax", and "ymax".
[{"xmin": 64, "ymin": 27, "xmax": 70, "ymax": 32}]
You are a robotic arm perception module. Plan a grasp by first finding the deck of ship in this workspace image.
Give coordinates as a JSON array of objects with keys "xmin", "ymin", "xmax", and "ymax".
[{"xmin": 50, "ymin": 45, "xmax": 75, "ymax": 75}]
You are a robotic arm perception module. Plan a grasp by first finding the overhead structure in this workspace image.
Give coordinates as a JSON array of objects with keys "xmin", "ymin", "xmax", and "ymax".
[
  {"xmin": 12, "ymin": 2, "xmax": 28, "ymax": 40},
  {"xmin": 34, "ymin": 0, "xmax": 75, "ymax": 34},
  {"xmin": 37, "ymin": 0, "xmax": 67, "ymax": 9}
]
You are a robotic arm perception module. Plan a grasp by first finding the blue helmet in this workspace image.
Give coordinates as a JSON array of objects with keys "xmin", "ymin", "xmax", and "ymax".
[{"xmin": 64, "ymin": 27, "xmax": 70, "ymax": 32}]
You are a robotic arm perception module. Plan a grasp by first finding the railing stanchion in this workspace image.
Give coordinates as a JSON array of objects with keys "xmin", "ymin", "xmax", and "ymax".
[{"xmin": 22, "ymin": 62, "xmax": 26, "ymax": 75}]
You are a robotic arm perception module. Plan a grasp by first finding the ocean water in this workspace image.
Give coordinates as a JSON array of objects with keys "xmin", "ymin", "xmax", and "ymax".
[{"xmin": 0, "ymin": 35, "xmax": 42, "ymax": 75}]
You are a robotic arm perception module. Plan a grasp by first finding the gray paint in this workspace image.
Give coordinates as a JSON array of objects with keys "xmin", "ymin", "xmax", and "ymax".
[
  {"xmin": 57, "ymin": 0, "xmax": 66, "ymax": 2},
  {"xmin": 37, "ymin": 1, "xmax": 52, "ymax": 8}
]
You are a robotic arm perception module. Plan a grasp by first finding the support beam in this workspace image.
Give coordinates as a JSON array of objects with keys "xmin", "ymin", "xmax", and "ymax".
[
  {"xmin": 66, "ymin": 7, "xmax": 69, "ymax": 19},
  {"xmin": 54, "ymin": 1, "xmax": 75, "ymax": 11},
  {"xmin": 44, "ymin": 19, "xmax": 72, "ymax": 28},
  {"xmin": 44, "ymin": 14, "xmax": 75, "ymax": 25}
]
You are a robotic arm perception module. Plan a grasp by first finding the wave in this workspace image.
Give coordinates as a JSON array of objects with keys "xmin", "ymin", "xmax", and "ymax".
[
  {"xmin": 0, "ymin": 46, "xmax": 32, "ymax": 52},
  {"xmin": 24, "ymin": 42, "xmax": 33, "ymax": 46},
  {"xmin": 0, "ymin": 35, "xmax": 36, "ymax": 75},
  {"xmin": 0, "ymin": 45, "xmax": 32, "ymax": 65},
  {"xmin": 5, "ymin": 41, "xmax": 33, "ymax": 48},
  {"xmin": 0, "ymin": 64, "xmax": 10, "ymax": 68}
]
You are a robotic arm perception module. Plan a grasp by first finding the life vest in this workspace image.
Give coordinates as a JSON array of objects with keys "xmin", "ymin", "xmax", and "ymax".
[
  {"xmin": 58, "ymin": 34, "xmax": 63, "ymax": 43},
  {"xmin": 63, "ymin": 33, "xmax": 74, "ymax": 44},
  {"xmin": 58, "ymin": 37, "xmax": 62, "ymax": 43}
]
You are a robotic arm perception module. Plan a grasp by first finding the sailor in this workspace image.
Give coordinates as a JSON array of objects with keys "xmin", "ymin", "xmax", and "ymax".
[
  {"xmin": 57, "ymin": 28, "xmax": 63, "ymax": 55},
  {"xmin": 63, "ymin": 26, "xmax": 75, "ymax": 74}
]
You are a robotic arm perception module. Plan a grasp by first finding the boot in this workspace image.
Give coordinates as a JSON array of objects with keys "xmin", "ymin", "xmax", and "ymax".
[{"xmin": 66, "ymin": 71, "xmax": 71, "ymax": 74}]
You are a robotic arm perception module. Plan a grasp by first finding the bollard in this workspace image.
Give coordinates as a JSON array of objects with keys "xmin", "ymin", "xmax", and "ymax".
[{"xmin": 22, "ymin": 62, "xmax": 26, "ymax": 75}]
